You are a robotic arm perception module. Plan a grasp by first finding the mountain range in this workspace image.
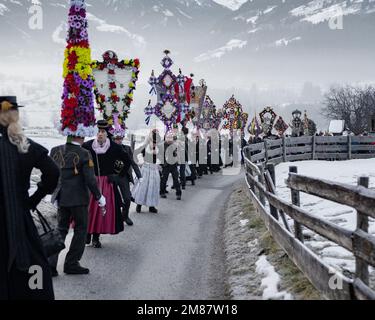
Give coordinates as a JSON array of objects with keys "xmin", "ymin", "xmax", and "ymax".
[{"xmin": 0, "ymin": 0, "xmax": 374, "ymax": 89}]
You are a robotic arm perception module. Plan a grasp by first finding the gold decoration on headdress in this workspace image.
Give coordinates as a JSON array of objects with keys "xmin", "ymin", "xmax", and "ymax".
[{"xmin": 0, "ymin": 101, "xmax": 13, "ymax": 112}]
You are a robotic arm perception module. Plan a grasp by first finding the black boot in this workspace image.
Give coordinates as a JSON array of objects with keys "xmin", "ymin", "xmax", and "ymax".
[
  {"xmin": 136, "ymin": 205, "xmax": 142, "ymax": 213},
  {"xmin": 149, "ymin": 207, "xmax": 158, "ymax": 214},
  {"xmin": 86, "ymin": 233, "xmax": 92, "ymax": 245},
  {"xmin": 92, "ymin": 234, "xmax": 102, "ymax": 249},
  {"xmin": 64, "ymin": 263, "xmax": 90, "ymax": 275},
  {"xmin": 122, "ymin": 207, "xmax": 134, "ymax": 226}
]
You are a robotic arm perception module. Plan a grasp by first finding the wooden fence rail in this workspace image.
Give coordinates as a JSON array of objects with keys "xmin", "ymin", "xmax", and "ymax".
[
  {"xmin": 243, "ymin": 145, "xmax": 375, "ymax": 300},
  {"xmin": 246, "ymin": 135, "xmax": 375, "ymax": 165}
]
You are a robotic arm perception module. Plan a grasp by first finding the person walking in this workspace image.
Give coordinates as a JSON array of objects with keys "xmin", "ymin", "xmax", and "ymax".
[
  {"xmin": 160, "ymin": 132, "xmax": 182, "ymax": 200},
  {"xmin": 83, "ymin": 120, "xmax": 131, "ymax": 248},
  {"xmin": 0, "ymin": 96, "xmax": 59, "ymax": 300},
  {"xmin": 49, "ymin": 135, "xmax": 105, "ymax": 276},
  {"xmin": 132, "ymin": 129, "xmax": 161, "ymax": 214},
  {"xmin": 112, "ymin": 133, "xmax": 142, "ymax": 226}
]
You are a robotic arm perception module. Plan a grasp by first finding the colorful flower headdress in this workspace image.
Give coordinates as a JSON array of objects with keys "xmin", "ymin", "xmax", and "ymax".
[
  {"xmin": 189, "ymin": 79, "xmax": 208, "ymax": 128},
  {"xmin": 145, "ymin": 50, "xmax": 192, "ymax": 132},
  {"xmin": 60, "ymin": 0, "xmax": 97, "ymax": 137},
  {"xmin": 222, "ymin": 95, "xmax": 248, "ymax": 136},
  {"xmin": 199, "ymin": 95, "xmax": 223, "ymax": 132},
  {"xmin": 92, "ymin": 50, "xmax": 140, "ymax": 138}
]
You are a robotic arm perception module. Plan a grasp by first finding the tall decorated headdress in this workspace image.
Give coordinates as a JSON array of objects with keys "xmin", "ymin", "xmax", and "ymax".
[
  {"xmin": 222, "ymin": 95, "xmax": 248, "ymax": 136},
  {"xmin": 60, "ymin": 0, "xmax": 96, "ymax": 137},
  {"xmin": 189, "ymin": 79, "xmax": 208, "ymax": 128},
  {"xmin": 248, "ymin": 113, "xmax": 262, "ymax": 137},
  {"xmin": 259, "ymin": 106, "xmax": 277, "ymax": 137},
  {"xmin": 145, "ymin": 50, "xmax": 192, "ymax": 132},
  {"xmin": 199, "ymin": 95, "xmax": 222, "ymax": 132},
  {"xmin": 92, "ymin": 50, "xmax": 140, "ymax": 138}
]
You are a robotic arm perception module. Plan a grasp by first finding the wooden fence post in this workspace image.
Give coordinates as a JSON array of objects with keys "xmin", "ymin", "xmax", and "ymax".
[
  {"xmin": 355, "ymin": 176, "xmax": 370, "ymax": 285},
  {"xmin": 282, "ymin": 137, "xmax": 287, "ymax": 162},
  {"xmin": 263, "ymin": 140, "xmax": 268, "ymax": 163},
  {"xmin": 348, "ymin": 135, "xmax": 352, "ymax": 160},
  {"xmin": 258, "ymin": 165, "xmax": 266, "ymax": 206},
  {"xmin": 289, "ymin": 166, "xmax": 304, "ymax": 243},
  {"xmin": 266, "ymin": 163, "xmax": 279, "ymax": 220},
  {"xmin": 312, "ymin": 135, "xmax": 316, "ymax": 160}
]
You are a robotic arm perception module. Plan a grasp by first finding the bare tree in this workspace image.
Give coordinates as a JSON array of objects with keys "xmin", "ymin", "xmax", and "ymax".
[{"xmin": 322, "ymin": 85, "xmax": 375, "ymax": 135}]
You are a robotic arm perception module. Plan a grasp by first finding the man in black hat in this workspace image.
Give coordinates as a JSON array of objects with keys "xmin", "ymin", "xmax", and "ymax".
[
  {"xmin": 0, "ymin": 96, "xmax": 59, "ymax": 299},
  {"xmin": 49, "ymin": 131, "xmax": 105, "ymax": 276}
]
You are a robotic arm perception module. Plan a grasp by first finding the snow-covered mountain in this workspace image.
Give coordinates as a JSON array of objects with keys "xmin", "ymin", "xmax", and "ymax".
[{"xmin": 0, "ymin": 0, "xmax": 374, "ymax": 88}]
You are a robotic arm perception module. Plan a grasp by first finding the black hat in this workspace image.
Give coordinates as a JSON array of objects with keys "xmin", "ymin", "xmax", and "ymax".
[
  {"xmin": 97, "ymin": 120, "xmax": 109, "ymax": 130},
  {"xmin": 0, "ymin": 96, "xmax": 24, "ymax": 112}
]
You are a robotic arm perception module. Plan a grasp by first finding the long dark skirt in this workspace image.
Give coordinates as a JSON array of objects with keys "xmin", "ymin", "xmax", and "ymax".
[{"xmin": 0, "ymin": 205, "xmax": 54, "ymax": 300}]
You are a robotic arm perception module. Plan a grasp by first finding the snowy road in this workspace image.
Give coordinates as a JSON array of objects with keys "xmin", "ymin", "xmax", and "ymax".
[{"xmin": 52, "ymin": 169, "xmax": 241, "ymax": 300}]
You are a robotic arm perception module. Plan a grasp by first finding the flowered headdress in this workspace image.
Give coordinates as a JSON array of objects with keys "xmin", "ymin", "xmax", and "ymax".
[
  {"xmin": 145, "ymin": 50, "xmax": 192, "ymax": 132},
  {"xmin": 60, "ymin": 0, "xmax": 96, "ymax": 137},
  {"xmin": 222, "ymin": 95, "xmax": 248, "ymax": 136}
]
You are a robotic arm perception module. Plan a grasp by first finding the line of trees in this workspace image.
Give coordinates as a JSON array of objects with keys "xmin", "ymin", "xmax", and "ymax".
[{"xmin": 322, "ymin": 85, "xmax": 375, "ymax": 135}]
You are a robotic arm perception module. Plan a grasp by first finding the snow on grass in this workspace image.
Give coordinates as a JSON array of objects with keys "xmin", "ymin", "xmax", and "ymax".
[
  {"xmin": 275, "ymin": 159, "xmax": 375, "ymax": 274},
  {"xmin": 256, "ymin": 255, "xmax": 293, "ymax": 300},
  {"xmin": 240, "ymin": 219, "xmax": 249, "ymax": 227}
]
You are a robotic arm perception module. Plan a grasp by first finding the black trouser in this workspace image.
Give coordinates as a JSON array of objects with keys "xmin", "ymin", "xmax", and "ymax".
[
  {"xmin": 185, "ymin": 164, "xmax": 197, "ymax": 182},
  {"xmin": 49, "ymin": 206, "xmax": 88, "ymax": 269},
  {"xmin": 179, "ymin": 164, "xmax": 186, "ymax": 187},
  {"xmin": 161, "ymin": 165, "xmax": 181, "ymax": 196}
]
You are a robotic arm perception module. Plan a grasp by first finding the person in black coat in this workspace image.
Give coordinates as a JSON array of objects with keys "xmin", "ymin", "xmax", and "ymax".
[
  {"xmin": 112, "ymin": 135, "xmax": 142, "ymax": 226},
  {"xmin": 160, "ymin": 133, "xmax": 182, "ymax": 200},
  {"xmin": 49, "ymin": 137, "xmax": 105, "ymax": 276},
  {"xmin": 0, "ymin": 96, "xmax": 59, "ymax": 300}
]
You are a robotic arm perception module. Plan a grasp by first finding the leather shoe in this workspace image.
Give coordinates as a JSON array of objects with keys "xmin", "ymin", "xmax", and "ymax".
[
  {"xmin": 160, "ymin": 194, "xmax": 167, "ymax": 199},
  {"xmin": 125, "ymin": 217, "xmax": 134, "ymax": 226},
  {"xmin": 136, "ymin": 205, "xmax": 142, "ymax": 213},
  {"xmin": 64, "ymin": 265, "xmax": 90, "ymax": 275},
  {"xmin": 149, "ymin": 207, "xmax": 158, "ymax": 214}
]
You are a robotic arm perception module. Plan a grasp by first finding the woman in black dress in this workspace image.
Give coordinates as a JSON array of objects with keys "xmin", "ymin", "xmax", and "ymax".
[{"xmin": 0, "ymin": 97, "xmax": 59, "ymax": 300}]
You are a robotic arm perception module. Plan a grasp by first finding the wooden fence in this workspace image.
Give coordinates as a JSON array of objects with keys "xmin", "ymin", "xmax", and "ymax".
[
  {"xmin": 247, "ymin": 135, "xmax": 375, "ymax": 165},
  {"xmin": 243, "ymin": 142, "xmax": 375, "ymax": 300}
]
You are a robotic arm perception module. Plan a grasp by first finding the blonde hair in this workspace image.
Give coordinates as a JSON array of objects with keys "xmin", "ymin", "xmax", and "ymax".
[{"xmin": 0, "ymin": 110, "xmax": 30, "ymax": 154}]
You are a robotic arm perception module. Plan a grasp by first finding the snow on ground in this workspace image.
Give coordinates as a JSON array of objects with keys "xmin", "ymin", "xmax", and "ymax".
[
  {"xmin": 275, "ymin": 159, "xmax": 375, "ymax": 275},
  {"xmin": 255, "ymin": 255, "xmax": 293, "ymax": 300}
]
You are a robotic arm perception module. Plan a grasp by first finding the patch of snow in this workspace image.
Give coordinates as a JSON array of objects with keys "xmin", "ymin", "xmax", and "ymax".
[
  {"xmin": 194, "ymin": 39, "xmax": 247, "ymax": 62},
  {"xmin": 275, "ymin": 159, "xmax": 375, "ymax": 274},
  {"xmin": 240, "ymin": 219, "xmax": 249, "ymax": 227},
  {"xmin": 275, "ymin": 37, "xmax": 302, "ymax": 47},
  {"xmin": 0, "ymin": 3, "xmax": 9, "ymax": 15},
  {"xmin": 256, "ymin": 255, "xmax": 293, "ymax": 300},
  {"xmin": 290, "ymin": 1, "xmax": 363, "ymax": 25},
  {"xmin": 212, "ymin": 0, "xmax": 248, "ymax": 11},
  {"xmin": 87, "ymin": 13, "xmax": 146, "ymax": 47}
]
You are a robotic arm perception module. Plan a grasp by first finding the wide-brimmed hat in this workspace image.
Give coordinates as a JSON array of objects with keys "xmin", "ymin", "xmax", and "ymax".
[
  {"xmin": 97, "ymin": 120, "xmax": 110, "ymax": 130},
  {"xmin": 0, "ymin": 96, "xmax": 24, "ymax": 112}
]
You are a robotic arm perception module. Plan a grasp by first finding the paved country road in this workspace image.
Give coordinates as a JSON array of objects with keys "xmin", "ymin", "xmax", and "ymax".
[{"xmin": 53, "ymin": 170, "xmax": 242, "ymax": 300}]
